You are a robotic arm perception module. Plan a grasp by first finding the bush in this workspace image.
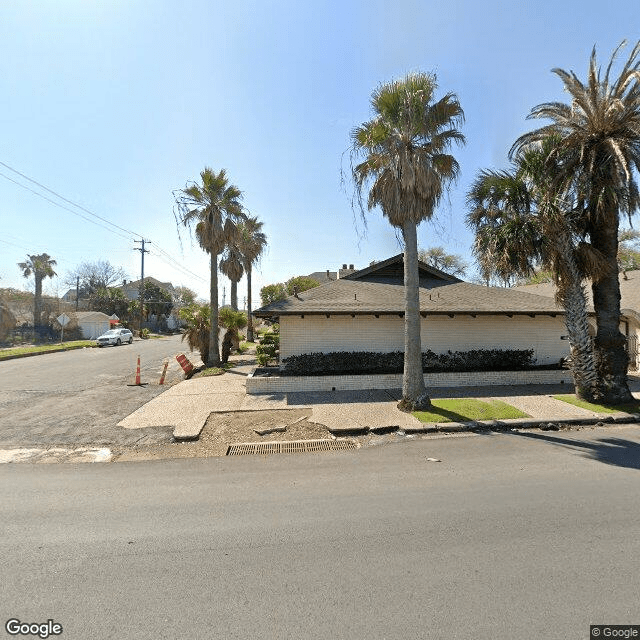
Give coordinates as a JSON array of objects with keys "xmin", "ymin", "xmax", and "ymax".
[
  {"xmin": 256, "ymin": 343, "xmax": 278, "ymax": 366},
  {"xmin": 281, "ymin": 348, "xmax": 536, "ymax": 376},
  {"xmin": 140, "ymin": 328, "xmax": 150, "ymax": 339}
]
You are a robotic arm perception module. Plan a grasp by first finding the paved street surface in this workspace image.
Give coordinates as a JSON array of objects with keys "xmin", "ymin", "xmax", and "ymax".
[
  {"xmin": 0, "ymin": 335, "xmax": 188, "ymax": 446},
  {"xmin": 2, "ymin": 425, "xmax": 640, "ymax": 639}
]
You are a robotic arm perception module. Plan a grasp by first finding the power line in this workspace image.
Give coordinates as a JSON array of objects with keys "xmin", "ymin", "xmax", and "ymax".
[
  {"xmin": 0, "ymin": 160, "xmax": 141, "ymax": 239},
  {"xmin": 0, "ymin": 170, "xmax": 132, "ymax": 241}
]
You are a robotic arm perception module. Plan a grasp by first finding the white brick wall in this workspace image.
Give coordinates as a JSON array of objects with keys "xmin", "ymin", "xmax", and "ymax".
[
  {"xmin": 246, "ymin": 369, "xmax": 573, "ymax": 394},
  {"xmin": 280, "ymin": 314, "xmax": 570, "ymax": 365}
]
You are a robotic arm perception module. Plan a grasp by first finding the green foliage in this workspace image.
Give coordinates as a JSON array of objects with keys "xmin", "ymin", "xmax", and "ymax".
[
  {"xmin": 256, "ymin": 342, "xmax": 278, "ymax": 366},
  {"xmin": 179, "ymin": 303, "xmax": 211, "ymax": 364},
  {"xmin": 89, "ymin": 287, "xmax": 131, "ymax": 320},
  {"xmin": 281, "ymin": 349, "xmax": 536, "ymax": 376},
  {"xmin": 259, "ymin": 278, "xmax": 320, "ymax": 307},
  {"xmin": 618, "ymin": 229, "xmax": 640, "ymax": 273},
  {"xmin": 173, "ymin": 285, "xmax": 198, "ymax": 306},
  {"xmin": 140, "ymin": 328, "xmax": 150, "ymax": 339},
  {"xmin": 518, "ymin": 270, "xmax": 554, "ymax": 285},
  {"xmin": 260, "ymin": 283, "xmax": 287, "ymax": 306},
  {"xmin": 218, "ymin": 307, "xmax": 247, "ymax": 331},
  {"xmin": 141, "ymin": 281, "xmax": 173, "ymax": 316}
]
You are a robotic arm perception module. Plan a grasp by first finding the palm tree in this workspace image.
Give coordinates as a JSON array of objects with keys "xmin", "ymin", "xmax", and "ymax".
[
  {"xmin": 236, "ymin": 216, "xmax": 267, "ymax": 343},
  {"xmin": 18, "ymin": 253, "xmax": 57, "ymax": 332},
  {"xmin": 511, "ymin": 41, "xmax": 640, "ymax": 403},
  {"xmin": 351, "ymin": 72, "xmax": 465, "ymax": 411},
  {"xmin": 467, "ymin": 142, "xmax": 606, "ymax": 400},
  {"xmin": 175, "ymin": 168, "xmax": 245, "ymax": 366},
  {"xmin": 219, "ymin": 243, "xmax": 244, "ymax": 311}
]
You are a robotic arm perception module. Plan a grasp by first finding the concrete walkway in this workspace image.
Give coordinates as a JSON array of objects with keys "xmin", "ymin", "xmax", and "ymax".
[{"xmin": 117, "ymin": 355, "xmax": 640, "ymax": 440}]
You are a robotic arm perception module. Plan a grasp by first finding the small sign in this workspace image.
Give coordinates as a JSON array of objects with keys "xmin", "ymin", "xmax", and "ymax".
[{"xmin": 57, "ymin": 313, "xmax": 71, "ymax": 327}]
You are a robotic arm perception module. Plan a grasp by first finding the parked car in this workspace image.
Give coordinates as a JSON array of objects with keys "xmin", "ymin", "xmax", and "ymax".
[{"xmin": 96, "ymin": 328, "xmax": 133, "ymax": 347}]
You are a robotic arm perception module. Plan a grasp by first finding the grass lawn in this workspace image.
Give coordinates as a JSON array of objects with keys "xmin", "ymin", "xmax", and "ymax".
[
  {"xmin": 196, "ymin": 362, "xmax": 237, "ymax": 377},
  {"xmin": 553, "ymin": 394, "xmax": 640, "ymax": 414},
  {"xmin": 413, "ymin": 398, "xmax": 529, "ymax": 423},
  {"xmin": 0, "ymin": 341, "xmax": 96, "ymax": 360}
]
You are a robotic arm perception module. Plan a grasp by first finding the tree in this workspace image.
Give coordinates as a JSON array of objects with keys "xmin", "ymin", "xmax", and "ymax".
[
  {"xmin": 65, "ymin": 260, "xmax": 127, "ymax": 296},
  {"xmin": 511, "ymin": 41, "xmax": 640, "ymax": 403},
  {"xmin": 351, "ymin": 72, "xmax": 465, "ymax": 411},
  {"xmin": 467, "ymin": 140, "xmax": 606, "ymax": 400},
  {"xmin": 260, "ymin": 283, "xmax": 287, "ymax": 307},
  {"xmin": 285, "ymin": 276, "xmax": 320, "ymax": 295},
  {"xmin": 173, "ymin": 286, "xmax": 198, "ymax": 307},
  {"xmin": 17, "ymin": 253, "xmax": 57, "ymax": 330},
  {"xmin": 259, "ymin": 277, "xmax": 320, "ymax": 307},
  {"xmin": 418, "ymin": 246, "xmax": 468, "ymax": 277},
  {"xmin": 219, "ymin": 242, "xmax": 244, "ymax": 311},
  {"xmin": 88, "ymin": 287, "xmax": 131, "ymax": 320},
  {"xmin": 236, "ymin": 216, "xmax": 267, "ymax": 342},
  {"xmin": 141, "ymin": 281, "xmax": 173, "ymax": 317},
  {"xmin": 175, "ymin": 168, "xmax": 245, "ymax": 366},
  {"xmin": 618, "ymin": 229, "xmax": 640, "ymax": 276}
]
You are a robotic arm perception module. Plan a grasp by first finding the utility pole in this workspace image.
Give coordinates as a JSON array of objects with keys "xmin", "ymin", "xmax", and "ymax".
[
  {"xmin": 75, "ymin": 276, "xmax": 79, "ymax": 311},
  {"xmin": 134, "ymin": 239, "xmax": 151, "ymax": 332},
  {"xmin": 222, "ymin": 286, "xmax": 226, "ymax": 308}
]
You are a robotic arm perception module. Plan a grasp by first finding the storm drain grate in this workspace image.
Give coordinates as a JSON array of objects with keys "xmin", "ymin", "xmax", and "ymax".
[{"xmin": 227, "ymin": 439, "xmax": 357, "ymax": 456}]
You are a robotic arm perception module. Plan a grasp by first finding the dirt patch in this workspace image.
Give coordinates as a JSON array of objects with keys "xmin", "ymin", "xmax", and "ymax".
[{"xmin": 114, "ymin": 409, "xmax": 332, "ymax": 461}]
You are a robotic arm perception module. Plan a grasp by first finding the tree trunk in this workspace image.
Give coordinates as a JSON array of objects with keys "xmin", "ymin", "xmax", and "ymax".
[
  {"xmin": 246, "ymin": 266, "xmax": 254, "ymax": 343},
  {"xmin": 590, "ymin": 216, "xmax": 633, "ymax": 404},
  {"xmin": 551, "ymin": 229, "xmax": 597, "ymax": 401},
  {"xmin": 230, "ymin": 280, "xmax": 238, "ymax": 311},
  {"xmin": 208, "ymin": 252, "xmax": 221, "ymax": 367},
  {"xmin": 398, "ymin": 220, "xmax": 430, "ymax": 412},
  {"xmin": 34, "ymin": 275, "xmax": 43, "ymax": 330}
]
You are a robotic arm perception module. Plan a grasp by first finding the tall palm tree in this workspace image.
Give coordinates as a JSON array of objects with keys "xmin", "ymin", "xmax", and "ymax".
[
  {"xmin": 219, "ymin": 243, "xmax": 244, "ymax": 311},
  {"xmin": 351, "ymin": 72, "xmax": 465, "ymax": 411},
  {"xmin": 511, "ymin": 40, "xmax": 640, "ymax": 403},
  {"xmin": 467, "ymin": 142, "xmax": 606, "ymax": 400},
  {"xmin": 175, "ymin": 168, "xmax": 245, "ymax": 366},
  {"xmin": 18, "ymin": 253, "xmax": 57, "ymax": 331},
  {"xmin": 236, "ymin": 216, "xmax": 267, "ymax": 343}
]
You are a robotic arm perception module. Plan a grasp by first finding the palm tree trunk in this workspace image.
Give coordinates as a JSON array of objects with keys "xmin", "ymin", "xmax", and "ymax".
[
  {"xmin": 230, "ymin": 281, "xmax": 238, "ymax": 311},
  {"xmin": 551, "ymin": 230, "xmax": 597, "ymax": 401},
  {"xmin": 246, "ymin": 266, "xmax": 254, "ymax": 343},
  {"xmin": 399, "ymin": 220, "xmax": 430, "ymax": 411},
  {"xmin": 34, "ymin": 275, "xmax": 43, "ymax": 330},
  {"xmin": 590, "ymin": 218, "xmax": 633, "ymax": 403},
  {"xmin": 208, "ymin": 252, "xmax": 221, "ymax": 366}
]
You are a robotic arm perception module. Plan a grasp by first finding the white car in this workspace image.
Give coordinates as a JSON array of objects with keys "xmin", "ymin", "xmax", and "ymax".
[{"xmin": 96, "ymin": 328, "xmax": 134, "ymax": 347}]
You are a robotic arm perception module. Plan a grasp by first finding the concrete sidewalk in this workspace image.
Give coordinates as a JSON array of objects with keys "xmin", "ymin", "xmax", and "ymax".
[{"xmin": 117, "ymin": 355, "xmax": 640, "ymax": 440}]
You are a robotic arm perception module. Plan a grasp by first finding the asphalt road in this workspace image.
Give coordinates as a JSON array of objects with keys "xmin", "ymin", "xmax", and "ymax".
[
  {"xmin": 2, "ymin": 426, "xmax": 640, "ymax": 640},
  {"xmin": 0, "ymin": 335, "xmax": 190, "ymax": 446}
]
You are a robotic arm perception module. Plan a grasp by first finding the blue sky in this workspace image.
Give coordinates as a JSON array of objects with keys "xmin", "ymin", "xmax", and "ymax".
[{"xmin": 0, "ymin": 0, "xmax": 637, "ymax": 303}]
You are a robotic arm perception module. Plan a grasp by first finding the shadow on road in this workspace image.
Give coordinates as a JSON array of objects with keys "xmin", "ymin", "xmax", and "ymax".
[{"xmin": 507, "ymin": 430, "xmax": 640, "ymax": 471}]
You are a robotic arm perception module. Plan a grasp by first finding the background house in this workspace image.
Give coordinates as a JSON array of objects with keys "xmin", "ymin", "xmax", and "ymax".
[
  {"xmin": 73, "ymin": 311, "xmax": 111, "ymax": 339},
  {"xmin": 120, "ymin": 277, "xmax": 175, "ymax": 301},
  {"xmin": 255, "ymin": 254, "xmax": 577, "ymax": 366}
]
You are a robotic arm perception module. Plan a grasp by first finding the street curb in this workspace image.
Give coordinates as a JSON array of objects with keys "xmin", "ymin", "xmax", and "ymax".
[
  {"xmin": 330, "ymin": 413, "xmax": 640, "ymax": 436},
  {"xmin": 0, "ymin": 344, "xmax": 98, "ymax": 361}
]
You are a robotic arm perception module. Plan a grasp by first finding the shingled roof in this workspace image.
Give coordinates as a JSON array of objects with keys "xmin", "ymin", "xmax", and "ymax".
[{"xmin": 254, "ymin": 254, "xmax": 567, "ymax": 318}]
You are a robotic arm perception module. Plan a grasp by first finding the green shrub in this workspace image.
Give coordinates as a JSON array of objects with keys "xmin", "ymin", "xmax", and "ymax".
[
  {"xmin": 256, "ymin": 343, "xmax": 278, "ymax": 366},
  {"xmin": 281, "ymin": 348, "xmax": 536, "ymax": 376},
  {"xmin": 140, "ymin": 328, "xmax": 150, "ymax": 339}
]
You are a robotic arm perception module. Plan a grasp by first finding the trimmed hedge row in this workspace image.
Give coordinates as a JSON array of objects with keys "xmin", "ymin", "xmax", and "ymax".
[{"xmin": 280, "ymin": 348, "xmax": 538, "ymax": 376}]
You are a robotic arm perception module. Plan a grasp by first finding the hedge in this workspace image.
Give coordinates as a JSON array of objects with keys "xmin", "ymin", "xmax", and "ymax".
[{"xmin": 280, "ymin": 348, "xmax": 538, "ymax": 376}]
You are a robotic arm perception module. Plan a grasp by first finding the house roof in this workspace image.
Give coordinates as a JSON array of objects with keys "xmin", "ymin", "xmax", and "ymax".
[
  {"xmin": 254, "ymin": 254, "xmax": 567, "ymax": 318},
  {"xmin": 73, "ymin": 311, "xmax": 111, "ymax": 322},
  {"xmin": 121, "ymin": 277, "xmax": 175, "ymax": 291},
  {"xmin": 515, "ymin": 270, "xmax": 640, "ymax": 324}
]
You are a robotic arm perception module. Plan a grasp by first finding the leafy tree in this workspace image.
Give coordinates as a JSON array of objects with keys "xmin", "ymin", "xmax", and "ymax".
[
  {"xmin": 89, "ymin": 287, "xmax": 131, "ymax": 321},
  {"xmin": 511, "ymin": 40, "xmax": 640, "ymax": 403},
  {"xmin": 285, "ymin": 276, "xmax": 320, "ymax": 295},
  {"xmin": 259, "ymin": 276, "xmax": 320, "ymax": 307},
  {"xmin": 351, "ymin": 72, "xmax": 465, "ymax": 411},
  {"xmin": 17, "ymin": 253, "xmax": 57, "ymax": 329},
  {"xmin": 260, "ymin": 283, "xmax": 287, "ymax": 306},
  {"xmin": 236, "ymin": 216, "xmax": 267, "ymax": 342},
  {"xmin": 618, "ymin": 229, "xmax": 640, "ymax": 275},
  {"xmin": 418, "ymin": 246, "xmax": 468, "ymax": 277},
  {"xmin": 175, "ymin": 168, "xmax": 245, "ymax": 366},
  {"xmin": 65, "ymin": 260, "xmax": 127, "ymax": 296},
  {"xmin": 141, "ymin": 281, "xmax": 173, "ymax": 317},
  {"xmin": 173, "ymin": 286, "xmax": 198, "ymax": 306}
]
